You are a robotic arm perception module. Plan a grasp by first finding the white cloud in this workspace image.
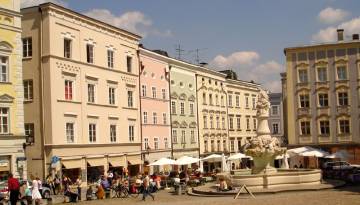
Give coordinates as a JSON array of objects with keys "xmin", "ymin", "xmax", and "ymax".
[
  {"xmin": 312, "ymin": 17, "xmax": 360, "ymax": 42},
  {"xmin": 21, "ymin": 0, "xmax": 68, "ymax": 8},
  {"xmin": 83, "ymin": 9, "xmax": 172, "ymax": 38},
  {"xmin": 318, "ymin": 7, "xmax": 350, "ymax": 24},
  {"xmin": 210, "ymin": 52, "xmax": 284, "ymax": 92}
]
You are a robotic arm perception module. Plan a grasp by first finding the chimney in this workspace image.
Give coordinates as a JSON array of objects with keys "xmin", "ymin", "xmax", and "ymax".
[
  {"xmin": 353, "ymin": 34, "xmax": 359, "ymax": 40},
  {"xmin": 337, "ymin": 29, "xmax": 344, "ymax": 41}
]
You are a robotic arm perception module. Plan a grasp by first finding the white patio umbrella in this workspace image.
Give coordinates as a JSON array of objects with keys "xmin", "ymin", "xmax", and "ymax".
[
  {"xmin": 275, "ymin": 153, "xmax": 290, "ymax": 160},
  {"xmin": 287, "ymin": 146, "xmax": 315, "ymax": 156},
  {"xmin": 202, "ymin": 154, "xmax": 222, "ymax": 162},
  {"xmin": 199, "ymin": 160, "xmax": 204, "ymax": 172},
  {"xmin": 325, "ymin": 150, "xmax": 349, "ymax": 160},
  {"xmin": 227, "ymin": 153, "xmax": 251, "ymax": 161},
  {"xmin": 299, "ymin": 150, "xmax": 329, "ymax": 157},
  {"xmin": 149, "ymin": 157, "xmax": 175, "ymax": 166},
  {"xmin": 175, "ymin": 156, "xmax": 200, "ymax": 165}
]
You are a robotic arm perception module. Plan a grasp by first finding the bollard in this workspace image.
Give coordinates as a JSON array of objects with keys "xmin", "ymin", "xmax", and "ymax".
[{"xmin": 47, "ymin": 197, "xmax": 53, "ymax": 205}]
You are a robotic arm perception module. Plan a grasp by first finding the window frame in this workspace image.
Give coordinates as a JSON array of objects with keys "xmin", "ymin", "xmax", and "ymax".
[
  {"xmin": 64, "ymin": 38, "xmax": 72, "ymax": 59},
  {"xmin": 22, "ymin": 37, "xmax": 32, "ymax": 58},
  {"xmin": 0, "ymin": 56, "xmax": 9, "ymax": 82},
  {"xmin": 66, "ymin": 122, "xmax": 75, "ymax": 143},
  {"xmin": 23, "ymin": 80, "xmax": 33, "ymax": 101}
]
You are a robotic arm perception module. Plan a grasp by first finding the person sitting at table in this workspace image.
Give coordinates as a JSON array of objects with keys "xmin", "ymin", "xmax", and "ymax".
[
  {"xmin": 95, "ymin": 185, "xmax": 105, "ymax": 199},
  {"xmin": 219, "ymin": 178, "xmax": 228, "ymax": 191},
  {"xmin": 100, "ymin": 176, "xmax": 110, "ymax": 190}
]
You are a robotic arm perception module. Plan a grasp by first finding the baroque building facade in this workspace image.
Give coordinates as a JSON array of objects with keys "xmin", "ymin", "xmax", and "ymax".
[
  {"xmin": 283, "ymin": 29, "xmax": 360, "ymax": 163},
  {"xmin": 22, "ymin": 3, "xmax": 142, "ymax": 181},
  {"xmin": 0, "ymin": 0, "xmax": 26, "ymax": 181},
  {"xmin": 268, "ymin": 93, "xmax": 284, "ymax": 143}
]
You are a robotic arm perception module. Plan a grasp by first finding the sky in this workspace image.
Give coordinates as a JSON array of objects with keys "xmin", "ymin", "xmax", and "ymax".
[{"xmin": 21, "ymin": 0, "xmax": 360, "ymax": 92}]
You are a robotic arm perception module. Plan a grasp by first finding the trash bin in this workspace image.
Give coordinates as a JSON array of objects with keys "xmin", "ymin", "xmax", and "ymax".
[{"xmin": 176, "ymin": 185, "xmax": 182, "ymax": 195}]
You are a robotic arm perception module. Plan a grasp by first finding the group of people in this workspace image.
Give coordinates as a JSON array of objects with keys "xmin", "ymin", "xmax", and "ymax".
[{"xmin": 7, "ymin": 174, "xmax": 43, "ymax": 205}]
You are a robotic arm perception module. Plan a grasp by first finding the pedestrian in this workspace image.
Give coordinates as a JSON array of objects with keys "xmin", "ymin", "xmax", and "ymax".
[
  {"xmin": 36, "ymin": 177, "xmax": 43, "ymax": 197},
  {"xmin": 54, "ymin": 174, "xmax": 61, "ymax": 195},
  {"xmin": 32, "ymin": 176, "xmax": 43, "ymax": 205},
  {"xmin": 75, "ymin": 176, "xmax": 82, "ymax": 201},
  {"xmin": 20, "ymin": 182, "xmax": 32, "ymax": 205},
  {"xmin": 46, "ymin": 174, "xmax": 55, "ymax": 195},
  {"xmin": 7, "ymin": 173, "xmax": 20, "ymax": 205},
  {"xmin": 142, "ymin": 174, "xmax": 154, "ymax": 201}
]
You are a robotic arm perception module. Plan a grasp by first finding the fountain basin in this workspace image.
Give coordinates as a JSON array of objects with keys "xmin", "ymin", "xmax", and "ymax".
[{"xmin": 229, "ymin": 169, "xmax": 322, "ymax": 189}]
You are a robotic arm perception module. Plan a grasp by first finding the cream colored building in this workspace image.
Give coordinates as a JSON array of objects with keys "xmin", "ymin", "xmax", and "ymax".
[
  {"xmin": 283, "ymin": 29, "xmax": 360, "ymax": 164},
  {"xmin": 221, "ymin": 71, "xmax": 260, "ymax": 155},
  {"xmin": 195, "ymin": 67, "xmax": 228, "ymax": 156},
  {"xmin": 0, "ymin": 0, "xmax": 27, "ymax": 181},
  {"xmin": 22, "ymin": 3, "xmax": 142, "ymax": 181}
]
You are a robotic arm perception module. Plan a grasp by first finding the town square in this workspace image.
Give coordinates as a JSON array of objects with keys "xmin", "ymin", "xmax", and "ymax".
[{"xmin": 1, "ymin": 0, "xmax": 360, "ymax": 204}]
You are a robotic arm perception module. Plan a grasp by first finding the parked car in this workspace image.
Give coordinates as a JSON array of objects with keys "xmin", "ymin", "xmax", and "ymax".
[
  {"xmin": 324, "ymin": 161, "xmax": 360, "ymax": 170},
  {"xmin": 22, "ymin": 180, "xmax": 52, "ymax": 199}
]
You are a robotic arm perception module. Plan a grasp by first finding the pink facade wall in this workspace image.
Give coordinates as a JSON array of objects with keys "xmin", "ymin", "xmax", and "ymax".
[{"xmin": 140, "ymin": 54, "xmax": 171, "ymax": 150}]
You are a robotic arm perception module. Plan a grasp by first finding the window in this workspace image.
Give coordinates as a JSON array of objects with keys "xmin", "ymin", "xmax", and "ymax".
[
  {"xmin": 246, "ymin": 118, "xmax": 250, "ymax": 130},
  {"xmin": 203, "ymin": 116, "xmax": 207, "ymax": 128},
  {"xmin": 190, "ymin": 103, "xmax": 194, "ymax": 115},
  {"xmin": 210, "ymin": 116, "xmax": 214, "ymax": 129},
  {"xmin": 317, "ymin": 67, "xmax": 327, "ymax": 82},
  {"xmin": 87, "ymin": 84, "xmax": 95, "ymax": 103},
  {"xmin": 141, "ymin": 85, "xmax": 146, "ymax": 97},
  {"xmin": 23, "ymin": 80, "xmax": 33, "ymax": 101},
  {"xmin": 143, "ymin": 112, "xmax": 148, "ymax": 124},
  {"xmin": 222, "ymin": 117, "xmax": 225, "ymax": 129},
  {"xmin": 110, "ymin": 125, "xmax": 116, "ymax": 142},
  {"xmin": 338, "ymin": 92, "xmax": 348, "ymax": 106},
  {"xmin": 319, "ymin": 120, "xmax": 330, "ymax": 135},
  {"xmin": 171, "ymin": 101, "xmax": 176, "ymax": 114},
  {"xmin": 215, "ymin": 95, "xmax": 219, "ymax": 105},
  {"xmin": 211, "ymin": 140, "xmax": 215, "ymax": 152},
  {"xmin": 216, "ymin": 116, "xmax": 220, "ymax": 129},
  {"xmin": 339, "ymin": 120, "xmax": 350, "ymax": 134},
  {"xmin": 109, "ymin": 87, "xmax": 115, "ymax": 105},
  {"xmin": 237, "ymin": 139, "xmax": 242, "ymax": 151},
  {"xmin": 144, "ymin": 138, "xmax": 149, "ymax": 149},
  {"xmin": 64, "ymin": 80, "xmax": 73, "ymax": 100},
  {"xmin": 86, "ymin": 44, "xmax": 94, "ymax": 63},
  {"xmin": 217, "ymin": 140, "xmax": 221, "ymax": 151},
  {"xmin": 230, "ymin": 140, "xmax": 235, "ymax": 152},
  {"xmin": 152, "ymin": 87, "xmax": 156, "ymax": 98},
  {"xmin": 24, "ymin": 123, "xmax": 34, "ymax": 143},
  {"xmin": 299, "ymin": 94, "xmax": 310, "ymax": 108},
  {"xmin": 22, "ymin": 38, "xmax": 32, "ymax": 57},
  {"xmin": 272, "ymin": 123, "xmax": 279, "ymax": 134},
  {"xmin": 203, "ymin": 93, "xmax": 206, "ymax": 104},
  {"xmin": 161, "ymin": 89, "xmax": 166, "ymax": 100},
  {"xmin": 209, "ymin": 94, "xmax": 213, "ymax": 105},
  {"xmin": 190, "ymin": 130, "xmax": 195, "ymax": 143},
  {"xmin": 204, "ymin": 140, "xmax": 208, "ymax": 152},
  {"xmin": 271, "ymin": 106, "xmax": 278, "ymax": 115},
  {"xmin": 66, "ymin": 123, "xmax": 74, "ymax": 143},
  {"xmin": 221, "ymin": 96, "xmax": 224, "ymax": 106},
  {"xmin": 164, "ymin": 138, "xmax": 169, "ymax": 149},
  {"xmin": 298, "ymin": 69, "xmax": 308, "ymax": 83},
  {"xmin": 229, "ymin": 117, "xmax": 234, "ymax": 130},
  {"xmin": 181, "ymin": 130, "xmax": 186, "ymax": 143},
  {"xmin": 252, "ymin": 98, "xmax": 256, "ymax": 109},
  {"xmin": 107, "ymin": 50, "xmax": 114, "ymax": 68},
  {"xmin": 153, "ymin": 112, "xmax": 157, "ymax": 124},
  {"xmin": 236, "ymin": 117, "xmax": 241, "ymax": 130},
  {"xmin": 127, "ymin": 91, "xmax": 133, "ymax": 107},
  {"xmin": 223, "ymin": 140, "xmax": 226, "ymax": 152},
  {"xmin": 89, "ymin": 123, "xmax": 96, "ymax": 142},
  {"xmin": 236, "ymin": 95, "xmax": 240, "ymax": 107},
  {"xmin": 172, "ymin": 130, "xmax": 177, "ymax": 144},
  {"xmin": 180, "ymin": 102, "xmax": 185, "ymax": 115},
  {"xmin": 253, "ymin": 118, "xmax": 257, "ymax": 130},
  {"xmin": 318, "ymin": 93, "xmax": 328, "ymax": 107},
  {"xmin": 162, "ymin": 113, "xmax": 167, "ymax": 125},
  {"xmin": 300, "ymin": 121, "xmax": 311, "ymax": 135},
  {"xmin": 64, "ymin": 38, "xmax": 71, "ymax": 58},
  {"xmin": 154, "ymin": 138, "xmax": 159, "ymax": 150},
  {"xmin": 245, "ymin": 96, "xmax": 249, "ymax": 108},
  {"xmin": 0, "ymin": 56, "xmax": 8, "ymax": 82},
  {"xmin": 228, "ymin": 95, "xmax": 233, "ymax": 107},
  {"xmin": 128, "ymin": 125, "xmax": 135, "ymax": 141},
  {"xmin": 127, "ymin": 56, "xmax": 132, "ymax": 73},
  {"xmin": 337, "ymin": 66, "xmax": 347, "ymax": 80}
]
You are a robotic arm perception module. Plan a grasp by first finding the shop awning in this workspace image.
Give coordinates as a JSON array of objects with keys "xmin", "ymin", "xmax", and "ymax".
[
  {"xmin": 108, "ymin": 155, "xmax": 126, "ymax": 167},
  {"xmin": 127, "ymin": 154, "xmax": 141, "ymax": 165},
  {"xmin": 62, "ymin": 159, "xmax": 83, "ymax": 169},
  {"xmin": 87, "ymin": 158, "xmax": 104, "ymax": 167}
]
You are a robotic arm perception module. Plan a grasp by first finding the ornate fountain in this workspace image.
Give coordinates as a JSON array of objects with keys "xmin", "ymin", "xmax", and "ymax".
[{"xmin": 245, "ymin": 89, "xmax": 286, "ymax": 174}]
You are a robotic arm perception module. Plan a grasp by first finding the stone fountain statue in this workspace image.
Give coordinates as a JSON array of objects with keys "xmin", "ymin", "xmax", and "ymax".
[{"xmin": 245, "ymin": 89, "xmax": 286, "ymax": 174}]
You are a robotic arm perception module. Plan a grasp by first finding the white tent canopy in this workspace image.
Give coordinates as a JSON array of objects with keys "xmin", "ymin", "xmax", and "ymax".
[
  {"xmin": 275, "ymin": 153, "xmax": 290, "ymax": 160},
  {"xmin": 149, "ymin": 157, "xmax": 175, "ymax": 166},
  {"xmin": 287, "ymin": 146, "xmax": 329, "ymax": 157},
  {"xmin": 175, "ymin": 156, "xmax": 200, "ymax": 165},
  {"xmin": 325, "ymin": 150, "xmax": 349, "ymax": 159},
  {"xmin": 202, "ymin": 154, "xmax": 223, "ymax": 162},
  {"xmin": 227, "ymin": 153, "xmax": 252, "ymax": 161}
]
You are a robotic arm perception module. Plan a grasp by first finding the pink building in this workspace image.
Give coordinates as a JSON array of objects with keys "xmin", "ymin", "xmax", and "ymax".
[{"xmin": 139, "ymin": 48, "xmax": 171, "ymax": 174}]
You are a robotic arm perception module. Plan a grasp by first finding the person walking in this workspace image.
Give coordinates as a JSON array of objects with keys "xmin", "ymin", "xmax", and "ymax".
[
  {"xmin": 142, "ymin": 174, "xmax": 154, "ymax": 201},
  {"xmin": 75, "ymin": 176, "xmax": 82, "ymax": 201},
  {"xmin": 32, "ymin": 177, "xmax": 43, "ymax": 205},
  {"xmin": 54, "ymin": 174, "xmax": 61, "ymax": 195},
  {"xmin": 7, "ymin": 173, "xmax": 20, "ymax": 205}
]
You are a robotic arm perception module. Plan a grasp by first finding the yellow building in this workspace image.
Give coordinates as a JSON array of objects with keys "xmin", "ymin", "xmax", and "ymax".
[{"xmin": 0, "ymin": 0, "xmax": 27, "ymax": 181}]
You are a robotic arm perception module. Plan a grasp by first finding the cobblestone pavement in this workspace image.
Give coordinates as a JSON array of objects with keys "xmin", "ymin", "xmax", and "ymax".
[{"xmin": 75, "ymin": 185, "xmax": 360, "ymax": 205}]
